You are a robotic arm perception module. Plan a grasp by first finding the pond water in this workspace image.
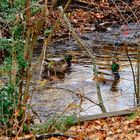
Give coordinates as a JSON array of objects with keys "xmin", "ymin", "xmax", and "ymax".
[{"xmin": 31, "ymin": 24, "xmax": 139, "ymax": 122}]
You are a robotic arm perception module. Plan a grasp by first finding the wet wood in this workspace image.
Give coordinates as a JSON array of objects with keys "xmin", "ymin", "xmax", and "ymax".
[
  {"xmin": 0, "ymin": 135, "xmax": 34, "ymax": 140},
  {"xmin": 78, "ymin": 108, "xmax": 136, "ymax": 122},
  {"xmin": 36, "ymin": 133, "xmax": 77, "ymax": 140}
]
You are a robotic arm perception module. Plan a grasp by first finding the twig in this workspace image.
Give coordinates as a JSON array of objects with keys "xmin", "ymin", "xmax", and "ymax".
[
  {"xmin": 125, "ymin": 45, "xmax": 137, "ymax": 107},
  {"xmin": 43, "ymin": 86, "xmax": 100, "ymax": 106},
  {"xmin": 0, "ymin": 76, "xmax": 6, "ymax": 84}
]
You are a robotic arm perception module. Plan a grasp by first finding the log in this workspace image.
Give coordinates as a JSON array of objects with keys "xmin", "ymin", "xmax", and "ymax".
[
  {"xmin": 36, "ymin": 133, "xmax": 77, "ymax": 140},
  {"xmin": 78, "ymin": 108, "xmax": 136, "ymax": 122}
]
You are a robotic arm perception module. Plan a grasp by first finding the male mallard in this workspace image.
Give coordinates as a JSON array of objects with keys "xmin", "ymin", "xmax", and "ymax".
[
  {"xmin": 42, "ymin": 54, "xmax": 72, "ymax": 80},
  {"xmin": 111, "ymin": 59, "xmax": 120, "ymax": 80}
]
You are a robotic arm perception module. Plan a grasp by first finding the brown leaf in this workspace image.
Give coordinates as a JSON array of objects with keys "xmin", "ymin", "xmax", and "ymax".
[
  {"xmin": 50, "ymin": 137, "xmax": 59, "ymax": 140},
  {"xmin": 135, "ymin": 135, "xmax": 140, "ymax": 140}
]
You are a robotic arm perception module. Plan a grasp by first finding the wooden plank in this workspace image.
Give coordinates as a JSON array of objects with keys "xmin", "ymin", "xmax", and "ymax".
[{"xmin": 77, "ymin": 108, "xmax": 136, "ymax": 122}]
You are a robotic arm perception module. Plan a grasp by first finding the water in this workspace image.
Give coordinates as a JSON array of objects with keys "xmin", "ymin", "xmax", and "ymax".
[{"xmin": 31, "ymin": 24, "xmax": 139, "ymax": 122}]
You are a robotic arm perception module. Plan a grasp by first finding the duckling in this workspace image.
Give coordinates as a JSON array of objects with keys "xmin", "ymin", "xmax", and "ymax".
[
  {"xmin": 111, "ymin": 59, "xmax": 120, "ymax": 80},
  {"xmin": 42, "ymin": 54, "xmax": 72, "ymax": 80}
]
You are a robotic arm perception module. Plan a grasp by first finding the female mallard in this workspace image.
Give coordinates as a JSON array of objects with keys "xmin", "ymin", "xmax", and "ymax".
[
  {"xmin": 111, "ymin": 59, "xmax": 120, "ymax": 80},
  {"xmin": 42, "ymin": 54, "xmax": 72, "ymax": 80}
]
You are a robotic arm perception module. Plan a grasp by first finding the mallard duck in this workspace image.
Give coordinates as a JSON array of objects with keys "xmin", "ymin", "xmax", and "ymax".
[
  {"xmin": 42, "ymin": 54, "xmax": 72, "ymax": 80},
  {"xmin": 111, "ymin": 59, "xmax": 120, "ymax": 80}
]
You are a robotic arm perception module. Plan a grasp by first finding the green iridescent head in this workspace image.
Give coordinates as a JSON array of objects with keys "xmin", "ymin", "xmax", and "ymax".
[
  {"xmin": 64, "ymin": 54, "xmax": 72, "ymax": 62},
  {"xmin": 64, "ymin": 54, "xmax": 72, "ymax": 67}
]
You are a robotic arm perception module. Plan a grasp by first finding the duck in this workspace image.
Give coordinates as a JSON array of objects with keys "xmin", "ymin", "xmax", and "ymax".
[
  {"xmin": 111, "ymin": 59, "xmax": 120, "ymax": 80},
  {"xmin": 42, "ymin": 54, "xmax": 72, "ymax": 80}
]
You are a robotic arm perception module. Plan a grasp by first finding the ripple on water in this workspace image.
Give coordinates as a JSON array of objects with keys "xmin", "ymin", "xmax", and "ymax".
[{"xmin": 32, "ymin": 62, "xmax": 136, "ymax": 121}]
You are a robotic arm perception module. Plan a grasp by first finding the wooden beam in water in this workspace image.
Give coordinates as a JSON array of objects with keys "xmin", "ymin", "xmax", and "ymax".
[{"xmin": 77, "ymin": 108, "xmax": 136, "ymax": 122}]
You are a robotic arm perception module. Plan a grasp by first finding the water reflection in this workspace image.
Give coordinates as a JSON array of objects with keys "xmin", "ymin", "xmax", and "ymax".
[
  {"xmin": 110, "ymin": 80, "xmax": 120, "ymax": 92},
  {"xmin": 32, "ymin": 23, "xmax": 139, "ymax": 118}
]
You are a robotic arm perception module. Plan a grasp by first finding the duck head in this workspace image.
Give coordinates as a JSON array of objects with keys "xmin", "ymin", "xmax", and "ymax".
[{"xmin": 64, "ymin": 54, "xmax": 72, "ymax": 67}]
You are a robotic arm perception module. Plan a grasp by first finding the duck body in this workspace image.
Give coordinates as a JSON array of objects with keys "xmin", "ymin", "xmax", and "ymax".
[{"xmin": 42, "ymin": 54, "xmax": 72, "ymax": 80}]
